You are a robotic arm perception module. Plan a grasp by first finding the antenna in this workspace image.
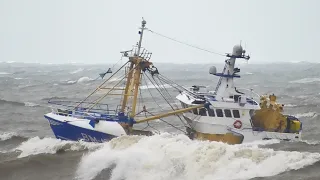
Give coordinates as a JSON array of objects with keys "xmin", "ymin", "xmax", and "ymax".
[{"xmin": 137, "ymin": 18, "xmax": 147, "ymax": 56}]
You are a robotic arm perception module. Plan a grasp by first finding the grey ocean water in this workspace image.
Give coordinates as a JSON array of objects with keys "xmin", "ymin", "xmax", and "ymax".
[{"xmin": 1, "ymin": 61, "xmax": 320, "ymax": 180}]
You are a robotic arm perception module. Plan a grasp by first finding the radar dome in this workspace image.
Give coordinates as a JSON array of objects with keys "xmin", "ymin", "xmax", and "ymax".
[
  {"xmin": 209, "ymin": 66, "xmax": 217, "ymax": 75},
  {"xmin": 232, "ymin": 45, "xmax": 243, "ymax": 56}
]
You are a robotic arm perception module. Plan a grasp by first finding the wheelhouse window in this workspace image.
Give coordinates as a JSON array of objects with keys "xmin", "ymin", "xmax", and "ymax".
[
  {"xmin": 199, "ymin": 108, "xmax": 207, "ymax": 116},
  {"xmin": 193, "ymin": 108, "xmax": 198, "ymax": 115},
  {"xmin": 208, "ymin": 108, "xmax": 215, "ymax": 117},
  {"xmin": 181, "ymin": 102, "xmax": 190, "ymax": 108},
  {"xmin": 232, "ymin": 110, "xmax": 240, "ymax": 118},
  {"xmin": 216, "ymin": 109, "xmax": 223, "ymax": 117},
  {"xmin": 224, "ymin": 109, "xmax": 232, "ymax": 117}
]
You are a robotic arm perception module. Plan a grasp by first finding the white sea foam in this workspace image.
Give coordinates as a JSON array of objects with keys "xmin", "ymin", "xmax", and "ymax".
[
  {"xmin": 63, "ymin": 76, "xmax": 94, "ymax": 85},
  {"xmin": 300, "ymin": 140, "xmax": 320, "ymax": 145},
  {"xmin": 24, "ymin": 102, "xmax": 40, "ymax": 107},
  {"xmin": 70, "ymin": 68, "xmax": 84, "ymax": 74},
  {"xmin": 14, "ymin": 77, "xmax": 26, "ymax": 80},
  {"xmin": 109, "ymin": 77, "xmax": 120, "ymax": 82},
  {"xmin": 140, "ymin": 83, "xmax": 172, "ymax": 90},
  {"xmin": 285, "ymin": 104, "xmax": 297, "ymax": 107},
  {"xmin": 77, "ymin": 76, "xmax": 94, "ymax": 83},
  {"xmin": 0, "ymin": 132, "xmax": 18, "ymax": 141},
  {"xmin": 5, "ymin": 61, "xmax": 16, "ymax": 63},
  {"xmin": 67, "ymin": 80, "xmax": 77, "ymax": 84},
  {"xmin": 75, "ymin": 133, "xmax": 320, "ymax": 180},
  {"xmin": 0, "ymin": 72, "xmax": 11, "ymax": 75},
  {"xmin": 295, "ymin": 112, "xmax": 317, "ymax": 118},
  {"xmin": 290, "ymin": 78, "xmax": 320, "ymax": 84},
  {"xmin": 15, "ymin": 137, "xmax": 102, "ymax": 158}
]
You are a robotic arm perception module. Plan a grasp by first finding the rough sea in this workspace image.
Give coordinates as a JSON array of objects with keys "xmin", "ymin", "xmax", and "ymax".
[{"xmin": 1, "ymin": 61, "xmax": 320, "ymax": 180}]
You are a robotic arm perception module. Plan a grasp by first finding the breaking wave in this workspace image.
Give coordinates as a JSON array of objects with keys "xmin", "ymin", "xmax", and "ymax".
[
  {"xmin": 75, "ymin": 133, "xmax": 320, "ymax": 180},
  {"xmin": 0, "ymin": 132, "xmax": 19, "ymax": 141},
  {"xmin": 14, "ymin": 137, "xmax": 102, "ymax": 158},
  {"xmin": 77, "ymin": 76, "xmax": 94, "ymax": 83},
  {"xmin": 14, "ymin": 77, "xmax": 26, "ymax": 80},
  {"xmin": 0, "ymin": 99, "xmax": 39, "ymax": 107},
  {"xmin": 70, "ymin": 68, "xmax": 84, "ymax": 74},
  {"xmin": 62, "ymin": 77, "xmax": 95, "ymax": 85},
  {"xmin": 24, "ymin": 102, "xmax": 40, "ymax": 107},
  {"xmin": 140, "ymin": 83, "xmax": 172, "ymax": 90},
  {"xmin": 0, "ymin": 72, "xmax": 11, "ymax": 75},
  {"xmin": 295, "ymin": 112, "xmax": 318, "ymax": 118},
  {"xmin": 289, "ymin": 78, "xmax": 320, "ymax": 84},
  {"xmin": 300, "ymin": 140, "xmax": 320, "ymax": 145},
  {"xmin": 285, "ymin": 104, "xmax": 297, "ymax": 107},
  {"xmin": 109, "ymin": 77, "xmax": 120, "ymax": 82}
]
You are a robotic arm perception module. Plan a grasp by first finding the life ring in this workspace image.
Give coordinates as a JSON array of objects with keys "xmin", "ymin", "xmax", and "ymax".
[{"xmin": 233, "ymin": 120, "xmax": 242, "ymax": 129}]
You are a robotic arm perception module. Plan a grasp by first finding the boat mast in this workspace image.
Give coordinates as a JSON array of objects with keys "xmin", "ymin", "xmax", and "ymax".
[
  {"xmin": 137, "ymin": 18, "xmax": 146, "ymax": 55},
  {"xmin": 121, "ymin": 19, "xmax": 147, "ymax": 117},
  {"xmin": 214, "ymin": 45, "xmax": 250, "ymax": 100}
]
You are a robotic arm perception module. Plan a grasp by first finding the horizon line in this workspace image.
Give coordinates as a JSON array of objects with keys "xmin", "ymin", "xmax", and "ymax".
[{"xmin": 0, "ymin": 60, "xmax": 318, "ymax": 66}]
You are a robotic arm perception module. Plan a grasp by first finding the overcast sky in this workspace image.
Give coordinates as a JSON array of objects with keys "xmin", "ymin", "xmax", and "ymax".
[{"xmin": 0, "ymin": 0, "xmax": 319, "ymax": 64}]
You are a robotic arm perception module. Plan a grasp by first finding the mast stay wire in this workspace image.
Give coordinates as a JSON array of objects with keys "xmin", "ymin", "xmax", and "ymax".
[
  {"xmin": 140, "ymin": 73, "xmax": 187, "ymax": 133},
  {"xmin": 151, "ymin": 74, "xmax": 184, "ymax": 117},
  {"xmin": 154, "ymin": 76, "xmax": 193, "ymax": 129},
  {"xmin": 150, "ymin": 74, "xmax": 196, "ymax": 128},
  {"xmin": 75, "ymin": 60, "xmax": 129, "ymax": 108},
  {"xmin": 156, "ymin": 74, "xmax": 206, "ymax": 100},
  {"xmin": 146, "ymin": 29, "xmax": 225, "ymax": 57},
  {"xmin": 144, "ymin": 72, "xmax": 194, "ymax": 130},
  {"xmin": 144, "ymin": 73, "xmax": 178, "ymax": 113},
  {"xmin": 144, "ymin": 73, "xmax": 188, "ymax": 126},
  {"xmin": 142, "ymin": 74, "xmax": 166, "ymax": 112},
  {"xmin": 151, "ymin": 75, "xmax": 184, "ymax": 115},
  {"xmin": 93, "ymin": 54, "xmax": 125, "ymax": 81}
]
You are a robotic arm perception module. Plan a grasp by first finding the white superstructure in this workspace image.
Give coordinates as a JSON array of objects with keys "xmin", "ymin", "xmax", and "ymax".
[{"xmin": 176, "ymin": 45, "xmax": 302, "ymax": 144}]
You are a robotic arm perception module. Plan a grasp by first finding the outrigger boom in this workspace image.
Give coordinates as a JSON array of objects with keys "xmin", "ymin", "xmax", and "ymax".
[{"xmin": 135, "ymin": 104, "xmax": 205, "ymax": 124}]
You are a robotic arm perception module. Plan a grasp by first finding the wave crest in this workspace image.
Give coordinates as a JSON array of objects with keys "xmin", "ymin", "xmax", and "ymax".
[
  {"xmin": 70, "ymin": 68, "xmax": 84, "ymax": 74},
  {"xmin": 290, "ymin": 78, "xmax": 320, "ymax": 84},
  {"xmin": 15, "ymin": 137, "xmax": 102, "ymax": 158},
  {"xmin": 295, "ymin": 112, "xmax": 317, "ymax": 118},
  {"xmin": 0, "ymin": 99, "xmax": 39, "ymax": 107},
  {"xmin": 75, "ymin": 133, "xmax": 320, "ymax": 180},
  {"xmin": 0, "ymin": 132, "xmax": 19, "ymax": 141}
]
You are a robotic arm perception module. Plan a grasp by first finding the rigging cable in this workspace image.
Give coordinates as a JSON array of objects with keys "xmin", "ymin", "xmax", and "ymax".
[
  {"xmin": 153, "ymin": 74, "xmax": 196, "ymax": 129},
  {"xmin": 142, "ymin": 73, "xmax": 166, "ymax": 112},
  {"xmin": 145, "ymin": 72, "xmax": 191, "ymax": 129},
  {"xmin": 144, "ymin": 73, "xmax": 176, "ymax": 111},
  {"xmin": 140, "ymin": 74, "xmax": 186, "ymax": 133},
  {"xmin": 157, "ymin": 74, "xmax": 205, "ymax": 99},
  {"xmin": 146, "ymin": 29, "xmax": 225, "ymax": 57},
  {"xmin": 151, "ymin": 74, "xmax": 185, "ymax": 119},
  {"xmin": 75, "ymin": 60, "xmax": 129, "ymax": 108},
  {"xmin": 94, "ymin": 54, "xmax": 125, "ymax": 80}
]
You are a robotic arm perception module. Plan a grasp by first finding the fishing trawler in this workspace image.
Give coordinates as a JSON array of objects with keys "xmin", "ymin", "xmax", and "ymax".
[
  {"xmin": 176, "ymin": 45, "xmax": 302, "ymax": 144},
  {"xmin": 44, "ymin": 19, "xmax": 302, "ymax": 144},
  {"xmin": 44, "ymin": 19, "xmax": 207, "ymax": 142}
]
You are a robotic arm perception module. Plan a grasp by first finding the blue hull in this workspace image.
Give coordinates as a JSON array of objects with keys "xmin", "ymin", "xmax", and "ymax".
[{"xmin": 44, "ymin": 115, "xmax": 117, "ymax": 143}]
